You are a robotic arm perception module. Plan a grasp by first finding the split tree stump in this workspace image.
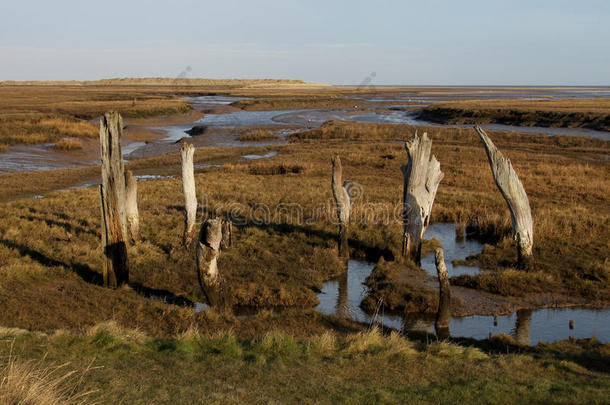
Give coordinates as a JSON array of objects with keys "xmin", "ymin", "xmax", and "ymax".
[{"xmin": 401, "ymin": 132, "xmax": 444, "ymax": 265}]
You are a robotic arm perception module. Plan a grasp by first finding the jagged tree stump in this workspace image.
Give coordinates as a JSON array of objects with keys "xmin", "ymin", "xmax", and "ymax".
[
  {"xmin": 331, "ymin": 155, "xmax": 352, "ymax": 257},
  {"xmin": 181, "ymin": 143, "xmax": 198, "ymax": 247},
  {"xmin": 125, "ymin": 170, "xmax": 140, "ymax": 243},
  {"xmin": 401, "ymin": 132, "xmax": 444, "ymax": 265},
  {"xmin": 99, "ymin": 112, "xmax": 129, "ymax": 288},
  {"xmin": 475, "ymin": 126, "xmax": 534, "ymax": 269},
  {"xmin": 196, "ymin": 218, "xmax": 232, "ymax": 309},
  {"xmin": 434, "ymin": 248, "xmax": 451, "ymax": 340}
]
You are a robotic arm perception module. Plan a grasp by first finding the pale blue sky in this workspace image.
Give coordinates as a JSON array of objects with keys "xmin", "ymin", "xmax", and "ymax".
[{"xmin": 1, "ymin": 0, "xmax": 608, "ymax": 85}]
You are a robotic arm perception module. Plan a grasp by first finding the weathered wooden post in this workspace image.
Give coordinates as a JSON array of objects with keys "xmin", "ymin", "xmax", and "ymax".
[
  {"xmin": 196, "ymin": 218, "xmax": 231, "ymax": 308},
  {"xmin": 99, "ymin": 112, "xmax": 129, "ymax": 288},
  {"xmin": 181, "ymin": 143, "xmax": 197, "ymax": 247},
  {"xmin": 434, "ymin": 248, "xmax": 451, "ymax": 340},
  {"xmin": 474, "ymin": 126, "xmax": 534, "ymax": 269},
  {"xmin": 331, "ymin": 155, "xmax": 351, "ymax": 257},
  {"xmin": 401, "ymin": 132, "xmax": 444, "ymax": 265},
  {"xmin": 125, "ymin": 170, "xmax": 140, "ymax": 243}
]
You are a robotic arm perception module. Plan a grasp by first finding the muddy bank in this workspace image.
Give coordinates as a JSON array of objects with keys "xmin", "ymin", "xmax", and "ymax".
[{"xmin": 418, "ymin": 106, "xmax": 610, "ymax": 132}]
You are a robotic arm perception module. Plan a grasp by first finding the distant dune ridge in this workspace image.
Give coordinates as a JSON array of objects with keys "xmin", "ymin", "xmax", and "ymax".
[{"xmin": 0, "ymin": 77, "xmax": 330, "ymax": 88}]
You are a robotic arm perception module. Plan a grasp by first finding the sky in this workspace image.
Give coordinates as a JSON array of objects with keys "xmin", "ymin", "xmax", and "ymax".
[{"xmin": 1, "ymin": 0, "xmax": 609, "ymax": 85}]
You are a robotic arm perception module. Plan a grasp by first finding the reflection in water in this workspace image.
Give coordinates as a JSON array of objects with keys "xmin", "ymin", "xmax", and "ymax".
[
  {"xmin": 420, "ymin": 223, "xmax": 484, "ymax": 277},
  {"xmin": 514, "ymin": 309, "xmax": 532, "ymax": 345},
  {"xmin": 336, "ymin": 271, "xmax": 349, "ymax": 318},
  {"xmin": 242, "ymin": 152, "xmax": 278, "ymax": 160}
]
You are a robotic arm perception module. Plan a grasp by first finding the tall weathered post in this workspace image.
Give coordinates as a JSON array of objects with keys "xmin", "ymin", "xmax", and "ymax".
[
  {"xmin": 181, "ymin": 143, "xmax": 197, "ymax": 247},
  {"xmin": 99, "ymin": 112, "xmax": 129, "ymax": 288},
  {"xmin": 401, "ymin": 132, "xmax": 444, "ymax": 265},
  {"xmin": 475, "ymin": 126, "xmax": 534, "ymax": 269},
  {"xmin": 196, "ymin": 218, "xmax": 231, "ymax": 309},
  {"xmin": 434, "ymin": 248, "xmax": 451, "ymax": 340},
  {"xmin": 331, "ymin": 155, "xmax": 351, "ymax": 257},
  {"xmin": 125, "ymin": 170, "xmax": 140, "ymax": 243}
]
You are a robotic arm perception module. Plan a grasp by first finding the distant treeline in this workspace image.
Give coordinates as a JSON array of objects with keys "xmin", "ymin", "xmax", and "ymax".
[{"xmin": 0, "ymin": 77, "xmax": 327, "ymax": 88}]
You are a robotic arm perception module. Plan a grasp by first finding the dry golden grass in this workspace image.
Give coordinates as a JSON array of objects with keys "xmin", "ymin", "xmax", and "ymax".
[
  {"xmin": 0, "ymin": 349, "xmax": 95, "ymax": 404},
  {"xmin": 238, "ymin": 129, "xmax": 280, "ymax": 141},
  {"xmin": 52, "ymin": 138, "xmax": 84, "ymax": 151},
  {"xmin": 0, "ymin": 116, "xmax": 97, "ymax": 146}
]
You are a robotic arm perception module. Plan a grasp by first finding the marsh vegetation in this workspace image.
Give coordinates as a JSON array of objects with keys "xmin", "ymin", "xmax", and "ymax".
[{"xmin": 0, "ymin": 83, "xmax": 608, "ymax": 403}]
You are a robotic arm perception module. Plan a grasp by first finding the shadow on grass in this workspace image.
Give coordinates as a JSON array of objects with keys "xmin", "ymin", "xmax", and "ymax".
[
  {"xmin": 398, "ymin": 327, "xmax": 610, "ymax": 374},
  {"xmin": 240, "ymin": 221, "xmax": 394, "ymax": 261},
  {"xmin": 0, "ymin": 238, "xmax": 102, "ymax": 285},
  {"xmin": 129, "ymin": 281, "xmax": 194, "ymax": 307},
  {"xmin": 18, "ymin": 214, "xmax": 100, "ymax": 238}
]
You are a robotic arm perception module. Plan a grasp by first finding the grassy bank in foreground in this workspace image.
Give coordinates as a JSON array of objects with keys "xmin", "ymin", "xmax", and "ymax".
[
  {"xmin": 1, "ymin": 323, "xmax": 609, "ymax": 404},
  {"xmin": 418, "ymin": 99, "xmax": 610, "ymax": 131}
]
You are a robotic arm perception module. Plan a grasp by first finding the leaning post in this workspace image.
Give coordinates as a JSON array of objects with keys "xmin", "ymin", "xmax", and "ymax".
[{"xmin": 475, "ymin": 126, "xmax": 534, "ymax": 269}]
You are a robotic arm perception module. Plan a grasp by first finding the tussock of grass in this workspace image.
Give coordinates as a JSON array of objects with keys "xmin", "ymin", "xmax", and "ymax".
[
  {"xmin": 53, "ymin": 138, "xmax": 84, "ymax": 151},
  {"xmin": 0, "ymin": 353, "xmax": 95, "ymax": 405},
  {"xmin": 239, "ymin": 129, "xmax": 280, "ymax": 142},
  {"xmin": 0, "ymin": 116, "xmax": 97, "ymax": 146},
  {"xmin": 452, "ymin": 269, "xmax": 560, "ymax": 297},
  {"xmin": 86, "ymin": 321, "xmax": 148, "ymax": 346},
  {"xmin": 361, "ymin": 260, "xmax": 439, "ymax": 314},
  {"xmin": 426, "ymin": 341, "xmax": 489, "ymax": 360},
  {"xmin": 343, "ymin": 327, "xmax": 417, "ymax": 358}
]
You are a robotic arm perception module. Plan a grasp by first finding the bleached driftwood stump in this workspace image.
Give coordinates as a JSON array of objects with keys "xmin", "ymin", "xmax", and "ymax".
[
  {"xmin": 331, "ymin": 156, "xmax": 352, "ymax": 257},
  {"xmin": 401, "ymin": 132, "xmax": 444, "ymax": 265},
  {"xmin": 434, "ymin": 248, "xmax": 451, "ymax": 340},
  {"xmin": 475, "ymin": 126, "xmax": 534, "ymax": 269},
  {"xmin": 125, "ymin": 170, "xmax": 140, "ymax": 243},
  {"xmin": 181, "ymin": 143, "xmax": 197, "ymax": 247},
  {"xmin": 196, "ymin": 218, "xmax": 231, "ymax": 308},
  {"xmin": 99, "ymin": 112, "xmax": 129, "ymax": 288}
]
